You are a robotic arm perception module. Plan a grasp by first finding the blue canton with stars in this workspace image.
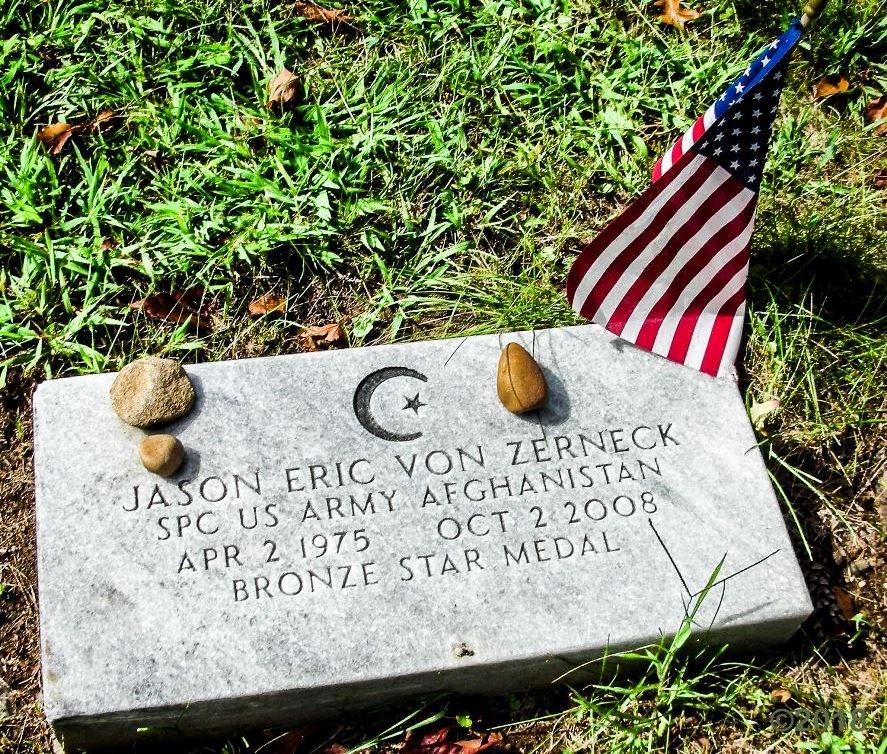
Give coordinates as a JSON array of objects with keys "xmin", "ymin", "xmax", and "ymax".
[{"xmin": 694, "ymin": 19, "xmax": 803, "ymax": 190}]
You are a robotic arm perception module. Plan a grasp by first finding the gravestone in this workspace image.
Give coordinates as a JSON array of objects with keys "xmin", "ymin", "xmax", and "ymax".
[{"xmin": 33, "ymin": 325, "xmax": 812, "ymax": 750}]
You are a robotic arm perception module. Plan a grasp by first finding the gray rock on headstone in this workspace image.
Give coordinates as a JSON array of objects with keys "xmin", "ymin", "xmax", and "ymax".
[{"xmin": 109, "ymin": 357, "xmax": 195, "ymax": 427}]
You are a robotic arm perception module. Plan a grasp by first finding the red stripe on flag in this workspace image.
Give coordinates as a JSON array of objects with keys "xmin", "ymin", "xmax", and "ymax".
[
  {"xmin": 667, "ymin": 244, "xmax": 751, "ymax": 364},
  {"xmin": 699, "ymin": 287, "xmax": 747, "ymax": 376},
  {"xmin": 632, "ymin": 198, "xmax": 755, "ymax": 350},
  {"xmin": 669, "ymin": 140, "xmax": 683, "ymax": 168},
  {"xmin": 565, "ymin": 151, "xmax": 701, "ymax": 305},
  {"xmin": 605, "ymin": 178, "xmax": 745, "ymax": 336},
  {"xmin": 573, "ymin": 160, "xmax": 718, "ymax": 321}
]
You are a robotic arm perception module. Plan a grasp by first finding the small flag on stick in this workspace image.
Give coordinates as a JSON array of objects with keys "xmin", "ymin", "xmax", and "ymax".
[{"xmin": 566, "ymin": 19, "xmax": 806, "ymax": 377}]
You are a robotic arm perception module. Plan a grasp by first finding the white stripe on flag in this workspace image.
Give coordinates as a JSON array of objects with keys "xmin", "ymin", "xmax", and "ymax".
[
  {"xmin": 650, "ymin": 212, "xmax": 755, "ymax": 355},
  {"xmin": 680, "ymin": 127, "xmax": 695, "ymax": 154},
  {"xmin": 702, "ymin": 104, "xmax": 717, "ymax": 129},
  {"xmin": 717, "ymin": 300, "xmax": 746, "ymax": 376},
  {"xmin": 593, "ymin": 168, "xmax": 730, "ymax": 324},
  {"xmin": 684, "ymin": 261, "xmax": 750, "ymax": 371},
  {"xmin": 619, "ymin": 178, "xmax": 754, "ymax": 342},
  {"xmin": 570, "ymin": 154, "xmax": 706, "ymax": 314}
]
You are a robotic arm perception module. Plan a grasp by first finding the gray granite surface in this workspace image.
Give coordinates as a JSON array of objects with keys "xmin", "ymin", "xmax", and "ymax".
[{"xmin": 33, "ymin": 325, "xmax": 812, "ymax": 749}]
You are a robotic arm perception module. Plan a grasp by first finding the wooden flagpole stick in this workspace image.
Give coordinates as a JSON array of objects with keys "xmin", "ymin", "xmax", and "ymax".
[{"xmin": 801, "ymin": 0, "xmax": 830, "ymax": 28}]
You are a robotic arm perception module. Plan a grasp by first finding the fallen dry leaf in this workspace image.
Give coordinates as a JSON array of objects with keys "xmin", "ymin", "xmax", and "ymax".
[
  {"xmin": 100, "ymin": 237, "xmax": 118, "ymax": 252},
  {"xmin": 770, "ymin": 687, "xmax": 792, "ymax": 703},
  {"xmin": 37, "ymin": 111, "xmax": 118, "ymax": 155},
  {"xmin": 866, "ymin": 96, "xmax": 887, "ymax": 136},
  {"xmin": 130, "ymin": 287, "xmax": 212, "ymax": 329},
  {"xmin": 402, "ymin": 725, "xmax": 502, "ymax": 754},
  {"xmin": 90, "ymin": 110, "xmax": 118, "ymax": 133},
  {"xmin": 750, "ymin": 398, "xmax": 780, "ymax": 428},
  {"xmin": 37, "ymin": 122, "xmax": 76, "ymax": 155},
  {"xmin": 654, "ymin": 0, "xmax": 700, "ymax": 30},
  {"xmin": 248, "ymin": 293, "xmax": 286, "ymax": 316},
  {"xmin": 300, "ymin": 322, "xmax": 345, "ymax": 351},
  {"xmin": 266, "ymin": 68, "xmax": 302, "ymax": 109},
  {"xmin": 833, "ymin": 585, "xmax": 857, "ymax": 622},
  {"xmin": 813, "ymin": 75, "xmax": 849, "ymax": 99},
  {"xmin": 873, "ymin": 168, "xmax": 887, "ymax": 189},
  {"xmin": 294, "ymin": 1, "xmax": 352, "ymax": 23},
  {"xmin": 262, "ymin": 727, "xmax": 313, "ymax": 754}
]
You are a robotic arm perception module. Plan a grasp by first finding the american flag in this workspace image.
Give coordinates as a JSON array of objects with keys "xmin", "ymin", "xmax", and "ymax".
[{"xmin": 567, "ymin": 20, "xmax": 804, "ymax": 377}]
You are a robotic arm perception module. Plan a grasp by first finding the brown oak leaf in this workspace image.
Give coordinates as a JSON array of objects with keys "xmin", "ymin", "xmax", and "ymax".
[
  {"xmin": 130, "ymin": 287, "xmax": 212, "ymax": 329},
  {"xmin": 813, "ymin": 75, "xmax": 849, "ymax": 99},
  {"xmin": 300, "ymin": 322, "xmax": 345, "ymax": 350},
  {"xmin": 770, "ymin": 688, "xmax": 792, "ymax": 703},
  {"xmin": 833, "ymin": 585, "xmax": 857, "ymax": 622},
  {"xmin": 262, "ymin": 727, "xmax": 314, "ymax": 754},
  {"xmin": 37, "ymin": 111, "xmax": 118, "ymax": 155},
  {"xmin": 294, "ymin": 1, "xmax": 352, "ymax": 24},
  {"xmin": 37, "ymin": 122, "xmax": 77, "ymax": 155},
  {"xmin": 654, "ymin": 0, "xmax": 700, "ymax": 30},
  {"xmin": 266, "ymin": 68, "xmax": 302, "ymax": 109},
  {"xmin": 248, "ymin": 293, "xmax": 286, "ymax": 316},
  {"xmin": 402, "ymin": 725, "xmax": 503, "ymax": 754},
  {"xmin": 89, "ymin": 110, "xmax": 118, "ymax": 133},
  {"xmin": 866, "ymin": 96, "xmax": 887, "ymax": 136}
]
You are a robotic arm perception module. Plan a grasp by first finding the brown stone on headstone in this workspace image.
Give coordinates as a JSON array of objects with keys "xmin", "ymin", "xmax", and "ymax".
[
  {"xmin": 138, "ymin": 434, "xmax": 185, "ymax": 477},
  {"xmin": 497, "ymin": 342, "xmax": 547, "ymax": 414},
  {"xmin": 109, "ymin": 357, "xmax": 195, "ymax": 427}
]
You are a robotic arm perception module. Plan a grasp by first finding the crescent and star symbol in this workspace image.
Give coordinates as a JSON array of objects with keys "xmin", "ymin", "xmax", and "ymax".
[{"xmin": 352, "ymin": 367, "xmax": 429, "ymax": 442}]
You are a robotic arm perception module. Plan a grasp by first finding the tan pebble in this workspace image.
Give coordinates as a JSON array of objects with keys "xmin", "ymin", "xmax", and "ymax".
[
  {"xmin": 139, "ymin": 435, "xmax": 185, "ymax": 477},
  {"xmin": 110, "ymin": 357, "xmax": 195, "ymax": 428},
  {"xmin": 497, "ymin": 342, "xmax": 547, "ymax": 414}
]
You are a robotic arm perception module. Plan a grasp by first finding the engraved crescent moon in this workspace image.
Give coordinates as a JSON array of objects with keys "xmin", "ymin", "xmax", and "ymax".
[{"xmin": 353, "ymin": 367, "xmax": 429, "ymax": 442}]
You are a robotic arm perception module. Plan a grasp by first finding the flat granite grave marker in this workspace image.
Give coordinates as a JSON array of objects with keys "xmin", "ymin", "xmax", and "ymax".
[{"xmin": 34, "ymin": 324, "xmax": 812, "ymax": 749}]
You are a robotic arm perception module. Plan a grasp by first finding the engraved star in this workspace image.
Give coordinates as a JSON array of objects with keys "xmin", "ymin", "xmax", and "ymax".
[
  {"xmin": 751, "ymin": 125, "xmax": 761, "ymax": 134},
  {"xmin": 752, "ymin": 109, "xmax": 762, "ymax": 117},
  {"xmin": 730, "ymin": 160, "xmax": 740, "ymax": 169},
  {"xmin": 736, "ymin": 83, "xmax": 745, "ymax": 93},
  {"xmin": 730, "ymin": 143, "xmax": 740, "ymax": 152},
  {"xmin": 761, "ymin": 56, "xmax": 771, "ymax": 67},
  {"xmin": 750, "ymin": 142, "xmax": 760, "ymax": 151},
  {"xmin": 402, "ymin": 392, "xmax": 426, "ymax": 414},
  {"xmin": 731, "ymin": 128, "xmax": 741, "ymax": 136},
  {"xmin": 753, "ymin": 92, "xmax": 763, "ymax": 100},
  {"xmin": 715, "ymin": 132, "xmax": 724, "ymax": 141},
  {"xmin": 749, "ymin": 158, "xmax": 758, "ymax": 167},
  {"xmin": 774, "ymin": 71, "xmax": 783, "ymax": 80},
  {"xmin": 713, "ymin": 147, "xmax": 723, "ymax": 155},
  {"xmin": 770, "ymin": 40, "xmax": 780, "ymax": 50}
]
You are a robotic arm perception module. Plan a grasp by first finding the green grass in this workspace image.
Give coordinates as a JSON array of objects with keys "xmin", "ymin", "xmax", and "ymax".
[
  {"xmin": 1, "ymin": 0, "xmax": 886, "ymax": 752},
  {"xmin": 2, "ymin": 0, "xmax": 883, "ymax": 377}
]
